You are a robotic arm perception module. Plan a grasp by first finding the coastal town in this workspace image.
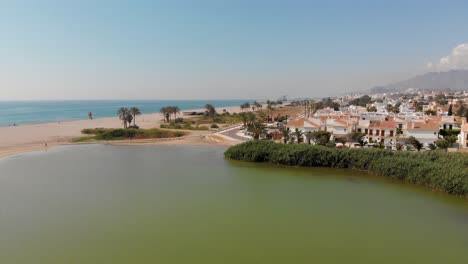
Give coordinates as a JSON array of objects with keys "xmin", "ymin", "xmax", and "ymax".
[{"xmin": 239, "ymin": 90, "xmax": 468, "ymax": 151}]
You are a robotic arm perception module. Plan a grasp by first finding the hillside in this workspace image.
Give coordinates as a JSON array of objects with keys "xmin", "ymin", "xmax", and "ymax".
[{"xmin": 369, "ymin": 70, "xmax": 468, "ymax": 94}]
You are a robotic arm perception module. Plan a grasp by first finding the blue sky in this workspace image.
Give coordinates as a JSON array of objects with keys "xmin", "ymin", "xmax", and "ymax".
[{"xmin": 1, "ymin": 0, "xmax": 467, "ymax": 100}]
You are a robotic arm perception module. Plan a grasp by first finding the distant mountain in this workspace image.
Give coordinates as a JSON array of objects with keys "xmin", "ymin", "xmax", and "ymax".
[{"xmin": 368, "ymin": 70, "xmax": 468, "ymax": 94}]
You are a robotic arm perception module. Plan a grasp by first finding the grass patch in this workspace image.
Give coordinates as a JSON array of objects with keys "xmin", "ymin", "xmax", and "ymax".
[
  {"xmin": 160, "ymin": 122, "xmax": 209, "ymax": 130},
  {"xmin": 74, "ymin": 128, "xmax": 186, "ymax": 142}
]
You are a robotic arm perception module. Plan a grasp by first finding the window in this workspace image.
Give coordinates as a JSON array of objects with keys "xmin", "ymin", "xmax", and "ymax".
[
  {"xmin": 389, "ymin": 130, "xmax": 394, "ymax": 137},
  {"xmin": 358, "ymin": 128, "xmax": 362, "ymax": 132},
  {"xmin": 376, "ymin": 130, "xmax": 380, "ymax": 136},
  {"xmin": 398, "ymin": 124, "xmax": 403, "ymax": 129},
  {"xmin": 369, "ymin": 129, "xmax": 373, "ymax": 136},
  {"xmin": 365, "ymin": 129, "xmax": 368, "ymax": 134},
  {"xmin": 381, "ymin": 130, "xmax": 385, "ymax": 137}
]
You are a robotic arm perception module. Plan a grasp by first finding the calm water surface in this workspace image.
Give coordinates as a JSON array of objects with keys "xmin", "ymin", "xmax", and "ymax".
[{"xmin": 0, "ymin": 145, "xmax": 467, "ymax": 263}]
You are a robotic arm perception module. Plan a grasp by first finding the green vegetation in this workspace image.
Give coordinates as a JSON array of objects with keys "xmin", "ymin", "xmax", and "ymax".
[
  {"xmin": 424, "ymin": 109, "xmax": 437, "ymax": 115},
  {"xmin": 225, "ymin": 140, "xmax": 468, "ymax": 197},
  {"xmin": 74, "ymin": 128, "xmax": 186, "ymax": 142},
  {"xmin": 117, "ymin": 106, "xmax": 142, "ymax": 128},
  {"xmin": 247, "ymin": 120, "xmax": 267, "ymax": 140},
  {"xmin": 439, "ymin": 129, "xmax": 460, "ymax": 148},
  {"xmin": 387, "ymin": 102, "xmax": 401, "ymax": 114},
  {"xmin": 349, "ymin": 95, "xmax": 372, "ymax": 107},
  {"xmin": 205, "ymin": 104, "xmax": 216, "ymax": 117},
  {"xmin": 160, "ymin": 122, "xmax": 209, "ymax": 130},
  {"xmin": 160, "ymin": 106, "xmax": 180, "ymax": 123}
]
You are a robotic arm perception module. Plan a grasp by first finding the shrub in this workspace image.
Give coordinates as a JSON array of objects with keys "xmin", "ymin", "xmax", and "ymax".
[{"xmin": 225, "ymin": 141, "xmax": 468, "ymax": 197}]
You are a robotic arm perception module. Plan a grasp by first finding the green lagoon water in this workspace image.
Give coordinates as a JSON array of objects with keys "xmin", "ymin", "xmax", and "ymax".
[{"xmin": 0, "ymin": 145, "xmax": 467, "ymax": 263}]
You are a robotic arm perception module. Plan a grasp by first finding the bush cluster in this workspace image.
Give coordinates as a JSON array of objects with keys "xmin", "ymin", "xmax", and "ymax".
[
  {"xmin": 225, "ymin": 141, "xmax": 468, "ymax": 197},
  {"xmin": 78, "ymin": 128, "xmax": 185, "ymax": 141},
  {"xmin": 160, "ymin": 122, "xmax": 209, "ymax": 130}
]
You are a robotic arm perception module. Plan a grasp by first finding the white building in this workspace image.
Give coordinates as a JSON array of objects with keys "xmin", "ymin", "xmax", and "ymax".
[
  {"xmin": 458, "ymin": 122, "xmax": 468, "ymax": 148},
  {"xmin": 404, "ymin": 122, "xmax": 439, "ymax": 146}
]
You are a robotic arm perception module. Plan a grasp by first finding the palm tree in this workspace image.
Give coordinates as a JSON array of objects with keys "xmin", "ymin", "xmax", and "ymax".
[
  {"xmin": 266, "ymin": 103, "xmax": 275, "ymax": 122},
  {"xmin": 125, "ymin": 113, "xmax": 133, "ymax": 127},
  {"xmin": 129, "ymin": 107, "xmax": 142, "ymax": 127},
  {"xmin": 281, "ymin": 127, "xmax": 290, "ymax": 144},
  {"xmin": 205, "ymin": 104, "xmax": 216, "ymax": 117},
  {"xmin": 160, "ymin": 107, "xmax": 171, "ymax": 123},
  {"xmin": 253, "ymin": 101, "xmax": 262, "ymax": 112},
  {"xmin": 170, "ymin": 106, "xmax": 180, "ymax": 120},
  {"xmin": 305, "ymin": 131, "xmax": 314, "ymax": 144},
  {"xmin": 247, "ymin": 120, "xmax": 266, "ymax": 140},
  {"xmin": 117, "ymin": 107, "xmax": 130, "ymax": 128},
  {"xmin": 241, "ymin": 102, "xmax": 250, "ymax": 112},
  {"xmin": 294, "ymin": 128, "xmax": 303, "ymax": 144},
  {"xmin": 239, "ymin": 112, "xmax": 248, "ymax": 127},
  {"xmin": 240, "ymin": 112, "xmax": 256, "ymax": 127},
  {"xmin": 255, "ymin": 101, "xmax": 263, "ymax": 111}
]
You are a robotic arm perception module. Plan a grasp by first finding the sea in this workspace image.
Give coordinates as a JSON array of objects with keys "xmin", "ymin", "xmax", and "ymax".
[{"xmin": 0, "ymin": 100, "xmax": 247, "ymax": 126}]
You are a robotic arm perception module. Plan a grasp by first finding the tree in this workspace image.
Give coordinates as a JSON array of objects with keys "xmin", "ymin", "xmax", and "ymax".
[
  {"xmin": 239, "ymin": 112, "xmax": 256, "ymax": 127},
  {"xmin": 405, "ymin": 136, "xmax": 423, "ymax": 151},
  {"xmin": 395, "ymin": 142, "xmax": 404, "ymax": 151},
  {"xmin": 281, "ymin": 127, "xmax": 290, "ymax": 144},
  {"xmin": 247, "ymin": 120, "xmax": 266, "ymax": 140},
  {"xmin": 253, "ymin": 101, "xmax": 262, "ymax": 112},
  {"xmin": 366, "ymin": 106, "xmax": 377, "ymax": 112},
  {"xmin": 446, "ymin": 135, "xmax": 457, "ymax": 147},
  {"xmin": 129, "ymin": 107, "xmax": 142, "ymax": 127},
  {"xmin": 345, "ymin": 132, "xmax": 366, "ymax": 147},
  {"xmin": 425, "ymin": 109, "xmax": 437, "ymax": 115},
  {"xmin": 456, "ymin": 104, "xmax": 466, "ymax": 116},
  {"xmin": 160, "ymin": 107, "xmax": 171, "ymax": 123},
  {"xmin": 125, "ymin": 114, "xmax": 133, "ymax": 127},
  {"xmin": 448, "ymin": 104, "xmax": 453, "ymax": 116},
  {"xmin": 205, "ymin": 104, "xmax": 216, "ymax": 117},
  {"xmin": 412, "ymin": 139, "xmax": 423, "ymax": 151},
  {"xmin": 317, "ymin": 97, "xmax": 340, "ymax": 111},
  {"xmin": 428, "ymin": 143, "xmax": 437, "ymax": 150},
  {"xmin": 386, "ymin": 102, "xmax": 401, "ymax": 113},
  {"xmin": 117, "ymin": 107, "xmax": 130, "ymax": 128},
  {"xmin": 293, "ymin": 128, "xmax": 303, "ymax": 144},
  {"xmin": 266, "ymin": 103, "xmax": 275, "ymax": 122},
  {"xmin": 436, "ymin": 139, "xmax": 449, "ymax": 150},
  {"xmin": 310, "ymin": 131, "xmax": 331, "ymax": 145},
  {"xmin": 349, "ymin": 95, "xmax": 372, "ymax": 107},
  {"xmin": 170, "ymin": 106, "xmax": 180, "ymax": 121},
  {"xmin": 305, "ymin": 131, "xmax": 314, "ymax": 144},
  {"xmin": 239, "ymin": 112, "xmax": 248, "ymax": 127},
  {"xmin": 240, "ymin": 102, "xmax": 250, "ymax": 112}
]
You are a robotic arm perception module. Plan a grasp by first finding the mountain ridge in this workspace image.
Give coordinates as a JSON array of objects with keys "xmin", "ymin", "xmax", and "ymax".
[{"xmin": 368, "ymin": 70, "xmax": 468, "ymax": 94}]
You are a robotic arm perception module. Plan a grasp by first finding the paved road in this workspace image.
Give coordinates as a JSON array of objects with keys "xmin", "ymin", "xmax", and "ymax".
[{"xmin": 220, "ymin": 128, "xmax": 250, "ymax": 142}]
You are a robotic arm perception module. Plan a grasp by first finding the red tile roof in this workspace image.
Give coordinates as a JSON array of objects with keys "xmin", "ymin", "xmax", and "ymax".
[{"xmin": 407, "ymin": 121, "xmax": 439, "ymax": 131}]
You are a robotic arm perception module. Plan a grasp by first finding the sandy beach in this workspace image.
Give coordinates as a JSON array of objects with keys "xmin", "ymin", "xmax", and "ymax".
[{"xmin": 0, "ymin": 106, "xmax": 244, "ymax": 158}]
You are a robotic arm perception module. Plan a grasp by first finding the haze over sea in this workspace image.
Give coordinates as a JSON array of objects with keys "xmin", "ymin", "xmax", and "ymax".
[{"xmin": 0, "ymin": 100, "xmax": 246, "ymax": 126}]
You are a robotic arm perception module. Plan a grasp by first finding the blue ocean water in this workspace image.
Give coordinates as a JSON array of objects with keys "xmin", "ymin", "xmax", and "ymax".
[{"xmin": 0, "ymin": 100, "xmax": 247, "ymax": 126}]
